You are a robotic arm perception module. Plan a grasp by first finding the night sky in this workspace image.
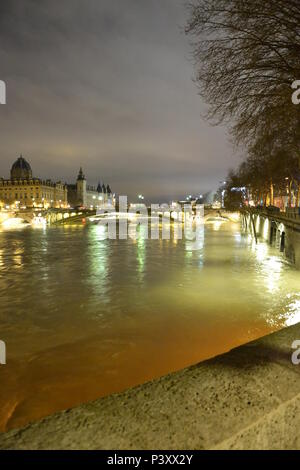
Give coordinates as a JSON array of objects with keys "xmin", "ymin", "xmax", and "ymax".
[{"xmin": 0, "ymin": 0, "xmax": 238, "ymax": 202}]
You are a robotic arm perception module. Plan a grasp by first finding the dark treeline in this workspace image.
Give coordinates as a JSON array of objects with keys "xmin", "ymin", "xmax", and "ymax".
[{"xmin": 186, "ymin": 0, "xmax": 300, "ymax": 209}]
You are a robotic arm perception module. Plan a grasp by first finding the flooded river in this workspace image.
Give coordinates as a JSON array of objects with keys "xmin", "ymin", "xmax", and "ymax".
[{"xmin": 0, "ymin": 219, "xmax": 299, "ymax": 431}]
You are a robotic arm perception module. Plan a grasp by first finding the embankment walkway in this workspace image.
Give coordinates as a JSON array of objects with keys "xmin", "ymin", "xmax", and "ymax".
[{"xmin": 1, "ymin": 323, "xmax": 300, "ymax": 450}]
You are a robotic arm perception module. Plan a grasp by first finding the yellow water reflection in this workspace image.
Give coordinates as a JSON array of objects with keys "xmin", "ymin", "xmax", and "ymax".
[{"xmin": 0, "ymin": 221, "xmax": 299, "ymax": 431}]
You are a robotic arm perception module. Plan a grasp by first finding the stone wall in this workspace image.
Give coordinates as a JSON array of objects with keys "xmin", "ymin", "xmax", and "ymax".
[
  {"xmin": 1, "ymin": 323, "xmax": 300, "ymax": 450},
  {"xmin": 244, "ymin": 211, "xmax": 300, "ymax": 268}
]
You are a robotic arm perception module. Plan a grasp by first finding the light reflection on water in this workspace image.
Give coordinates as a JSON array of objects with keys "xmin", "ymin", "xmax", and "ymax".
[{"xmin": 0, "ymin": 221, "xmax": 299, "ymax": 431}]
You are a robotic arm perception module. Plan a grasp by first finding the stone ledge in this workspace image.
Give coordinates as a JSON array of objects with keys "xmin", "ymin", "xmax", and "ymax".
[{"xmin": 1, "ymin": 323, "xmax": 300, "ymax": 450}]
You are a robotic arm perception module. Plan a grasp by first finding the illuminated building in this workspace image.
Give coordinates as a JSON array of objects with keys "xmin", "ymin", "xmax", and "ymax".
[
  {"xmin": 67, "ymin": 167, "xmax": 114, "ymax": 209},
  {"xmin": 0, "ymin": 155, "xmax": 68, "ymax": 209}
]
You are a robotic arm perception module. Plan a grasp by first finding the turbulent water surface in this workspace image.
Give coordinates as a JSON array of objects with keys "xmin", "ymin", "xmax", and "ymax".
[{"xmin": 0, "ymin": 220, "xmax": 299, "ymax": 431}]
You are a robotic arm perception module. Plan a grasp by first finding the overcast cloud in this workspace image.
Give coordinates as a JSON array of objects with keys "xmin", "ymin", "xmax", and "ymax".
[{"xmin": 0, "ymin": 0, "xmax": 239, "ymax": 201}]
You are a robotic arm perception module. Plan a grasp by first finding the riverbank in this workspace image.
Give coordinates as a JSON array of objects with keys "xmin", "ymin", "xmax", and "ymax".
[{"xmin": 0, "ymin": 322, "xmax": 300, "ymax": 449}]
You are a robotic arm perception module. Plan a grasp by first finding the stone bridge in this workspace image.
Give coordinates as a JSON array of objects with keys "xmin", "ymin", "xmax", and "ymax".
[
  {"xmin": 1, "ymin": 206, "xmax": 240, "ymax": 228},
  {"xmin": 0, "ymin": 208, "xmax": 96, "ymax": 226},
  {"xmin": 242, "ymin": 208, "xmax": 300, "ymax": 268}
]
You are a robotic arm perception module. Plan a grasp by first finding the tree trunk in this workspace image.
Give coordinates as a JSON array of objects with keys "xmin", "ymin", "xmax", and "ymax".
[
  {"xmin": 296, "ymin": 184, "xmax": 300, "ymax": 208},
  {"xmin": 288, "ymin": 180, "xmax": 293, "ymax": 208},
  {"xmin": 270, "ymin": 181, "xmax": 274, "ymax": 206}
]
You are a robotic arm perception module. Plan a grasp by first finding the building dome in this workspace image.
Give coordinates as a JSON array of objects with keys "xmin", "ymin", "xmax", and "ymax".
[{"xmin": 11, "ymin": 155, "xmax": 32, "ymax": 180}]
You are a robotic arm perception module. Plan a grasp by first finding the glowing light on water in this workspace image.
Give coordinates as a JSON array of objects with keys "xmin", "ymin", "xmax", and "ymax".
[
  {"xmin": 263, "ymin": 218, "xmax": 269, "ymax": 240},
  {"xmin": 256, "ymin": 215, "xmax": 260, "ymax": 233},
  {"xmin": 2, "ymin": 218, "xmax": 29, "ymax": 230},
  {"xmin": 252, "ymin": 242, "xmax": 283, "ymax": 293},
  {"xmin": 95, "ymin": 224, "xmax": 108, "ymax": 240},
  {"xmin": 205, "ymin": 217, "xmax": 227, "ymax": 230},
  {"xmin": 253, "ymin": 242, "xmax": 268, "ymax": 262},
  {"xmin": 263, "ymin": 256, "xmax": 282, "ymax": 293},
  {"xmin": 212, "ymin": 220, "xmax": 224, "ymax": 231}
]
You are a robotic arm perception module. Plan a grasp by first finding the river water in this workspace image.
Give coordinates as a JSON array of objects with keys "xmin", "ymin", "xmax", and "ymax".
[{"xmin": 0, "ymin": 219, "xmax": 299, "ymax": 431}]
